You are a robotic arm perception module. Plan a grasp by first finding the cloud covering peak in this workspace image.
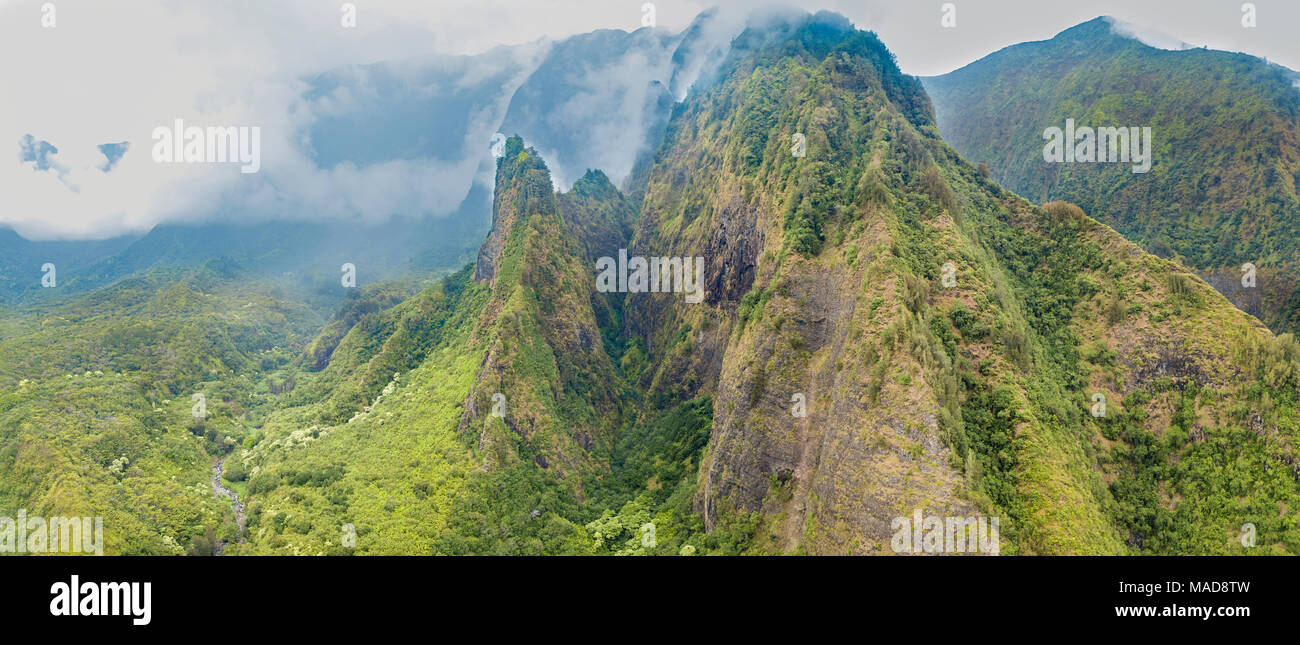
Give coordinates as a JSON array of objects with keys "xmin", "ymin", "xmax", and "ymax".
[{"xmin": 0, "ymin": 1, "xmax": 754, "ymax": 240}]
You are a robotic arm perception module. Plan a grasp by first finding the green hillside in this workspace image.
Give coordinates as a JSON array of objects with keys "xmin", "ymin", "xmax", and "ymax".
[
  {"xmin": 225, "ymin": 138, "xmax": 749, "ymax": 555},
  {"xmin": 0, "ymin": 262, "xmax": 325, "ymax": 554},
  {"xmin": 923, "ymin": 16, "xmax": 1300, "ymax": 334},
  {"xmin": 4, "ymin": 11, "xmax": 1298, "ymax": 556},
  {"xmin": 620, "ymin": 12, "xmax": 1300, "ymax": 554}
]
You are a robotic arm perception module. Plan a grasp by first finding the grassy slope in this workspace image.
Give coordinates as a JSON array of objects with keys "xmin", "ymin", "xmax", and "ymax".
[{"xmin": 230, "ymin": 273, "xmax": 490, "ymax": 554}]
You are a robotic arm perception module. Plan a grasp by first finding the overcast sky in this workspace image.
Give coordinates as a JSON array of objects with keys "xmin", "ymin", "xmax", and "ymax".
[
  {"xmin": 338, "ymin": 0, "xmax": 1300, "ymax": 76},
  {"xmin": 2, "ymin": 0, "xmax": 1296, "ymax": 239}
]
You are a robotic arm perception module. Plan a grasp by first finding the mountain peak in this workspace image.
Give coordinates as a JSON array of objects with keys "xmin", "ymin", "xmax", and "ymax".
[
  {"xmin": 475, "ymin": 136, "xmax": 556, "ymax": 284},
  {"xmin": 572, "ymin": 168, "xmax": 615, "ymax": 192},
  {"xmin": 1050, "ymin": 15, "xmax": 1191, "ymax": 52},
  {"xmin": 1099, "ymin": 16, "xmax": 1192, "ymax": 50}
]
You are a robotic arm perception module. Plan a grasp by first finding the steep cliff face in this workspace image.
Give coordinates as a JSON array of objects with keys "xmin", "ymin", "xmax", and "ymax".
[
  {"xmin": 555, "ymin": 169, "xmax": 638, "ymax": 336},
  {"xmin": 623, "ymin": 13, "xmax": 1300, "ymax": 554},
  {"xmin": 556, "ymin": 169, "xmax": 637, "ymax": 264},
  {"xmin": 228, "ymin": 11, "xmax": 1300, "ymax": 556},
  {"xmin": 458, "ymin": 137, "xmax": 624, "ymax": 481}
]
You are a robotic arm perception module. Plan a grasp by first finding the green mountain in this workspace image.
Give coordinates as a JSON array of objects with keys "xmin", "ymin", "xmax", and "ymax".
[
  {"xmin": 222, "ymin": 138, "xmax": 726, "ymax": 555},
  {"xmin": 922, "ymin": 16, "xmax": 1300, "ymax": 334},
  {"xmin": 4, "ymin": 11, "xmax": 1299, "ymax": 556},
  {"xmin": 1, "ymin": 213, "xmax": 485, "ymax": 307},
  {"xmin": 616, "ymin": 10, "xmax": 1300, "ymax": 554},
  {"xmin": 0, "ymin": 226, "xmax": 139, "ymax": 303}
]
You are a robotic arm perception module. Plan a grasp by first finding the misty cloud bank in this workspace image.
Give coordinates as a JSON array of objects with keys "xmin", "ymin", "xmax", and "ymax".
[
  {"xmin": 1103, "ymin": 16, "xmax": 1191, "ymax": 51},
  {"xmin": 0, "ymin": 2, "xmax": 761, "ymax": 241},
  {"xmin": 11, "ymin": 2, "xmax": 1290, "ymax": 242}
]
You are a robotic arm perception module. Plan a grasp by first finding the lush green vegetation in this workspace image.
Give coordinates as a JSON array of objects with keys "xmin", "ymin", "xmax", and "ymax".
[
  {"xmin": 4, "ymin": 11, "xmax": 1297, "ymax": 557},
  {"xmin": 220, "ymin": 137, "xmax": 745, "ymax": 556},
  {"xmin": 924, "ymin": 16, "xmax": 1300, "ymax": 333},
  {"xmin": 622, "ymin": 11, "xmax": 1299, "ymax": 554},
  {"xmin": 0, "ymin": 263, "xmax": 328, "ymax": 554}
]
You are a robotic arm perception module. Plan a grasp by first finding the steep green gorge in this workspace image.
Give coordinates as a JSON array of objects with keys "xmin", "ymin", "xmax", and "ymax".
[{"xmin": 3, "ymin": 11, "xmax": 1298, "ymax": 556}]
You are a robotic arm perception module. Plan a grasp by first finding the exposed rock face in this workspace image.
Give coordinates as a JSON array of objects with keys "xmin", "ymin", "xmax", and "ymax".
[
  {"xmin": 458, "ymin": 137, "xmax": 623, "ymax": 482},
  {"xmin": 700, "ymin": 258, "xmax": 974, "ymax": 553},
  {"xmin": 619, "ymin": 15, "xmax": 982, "ymax": 553},
  {"xmin": 473, "ymin": 224, "xmax": 507, "ymax": 284},
  {"xmin": 703, "ymin": 192, "xmax": 765, "ymax": 307},
  {"xmin": 617, "ymin": 12, "xmax": 1300, "ymax": 554}
]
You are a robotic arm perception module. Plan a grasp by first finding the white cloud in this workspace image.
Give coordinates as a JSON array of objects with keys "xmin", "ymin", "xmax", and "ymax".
[
  {"xmin": 1104, "ymin": 16, "xmax": 1190, "ymax": 51},
  {"xmin": 510, "ymin": 35, "xmax": 679, "ymax": 190},
  {"xmin": 0, "ymin": 0, "xmax": 535, "ymax": 240},
  {"xmin": 4, "ymin": 0, "xmax": 1298, "ymax": 240}
]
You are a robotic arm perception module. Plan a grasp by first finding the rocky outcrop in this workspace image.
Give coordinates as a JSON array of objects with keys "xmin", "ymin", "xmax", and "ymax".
[
  {"xmin": 617, "ymin": 12, "xmax": 1300, "ymax": 554},
  {"xmin": 458, "ymin": 137, "xmax": 624, "ymax": 483}
]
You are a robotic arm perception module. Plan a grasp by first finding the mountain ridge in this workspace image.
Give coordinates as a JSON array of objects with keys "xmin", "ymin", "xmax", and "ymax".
[
  {"xmin": 3, "ymin": 9, "xmax": 1299, "ymax": 556},
  {"xmin": 923, "ymin": 16, "xmax": 1300, "ymax": 334}
]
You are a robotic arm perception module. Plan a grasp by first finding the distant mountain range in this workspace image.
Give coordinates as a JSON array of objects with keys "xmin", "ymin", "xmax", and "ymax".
[
  {"xmin": 0, "ymin": 207, "xmax": 485, "ymax": 306},
  {"xmin": 2, "ymin": 7, "xmax": 760, "ymax": 304}
]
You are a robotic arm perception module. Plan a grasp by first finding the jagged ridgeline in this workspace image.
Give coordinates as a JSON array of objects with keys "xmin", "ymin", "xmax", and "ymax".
[
  {"xmin": 622, "ymin": 11, "xmax": 1300, "ymax": 554},
  {"xmin": 228, "ymin": 123, "xmax": 749, "ymax": 554},
  {"xmin": 5, "ymin": 11, "xmax": 1298, "ymax": 556},
  {"xmin": 922, "ymin": 17, "xmax": 1300, "ymax": 335}
]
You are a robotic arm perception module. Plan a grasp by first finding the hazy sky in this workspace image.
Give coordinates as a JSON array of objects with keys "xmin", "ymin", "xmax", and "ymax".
[
  {"xmin": 333, "ymin": 0, "xmax": 1299, "ymax": 76},
  {"xmin": 2, "ymin": 0, "xmax": 1296, "ymax": 239}
]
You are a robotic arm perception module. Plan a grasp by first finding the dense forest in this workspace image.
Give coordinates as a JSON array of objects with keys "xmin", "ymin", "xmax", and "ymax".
[
  {"xmin": 2, "ymin": 11, "xmax": 1298, "ymax": 556},
  {"xmin": 924, "ymin": 16, "xmax": 1300, "ymax": 334}
]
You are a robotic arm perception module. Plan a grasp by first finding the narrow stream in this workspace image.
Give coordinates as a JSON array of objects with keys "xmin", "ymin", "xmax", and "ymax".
[{"xmin": 211, "ymin": 457, "xmax": 246, "ymax": 555}]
